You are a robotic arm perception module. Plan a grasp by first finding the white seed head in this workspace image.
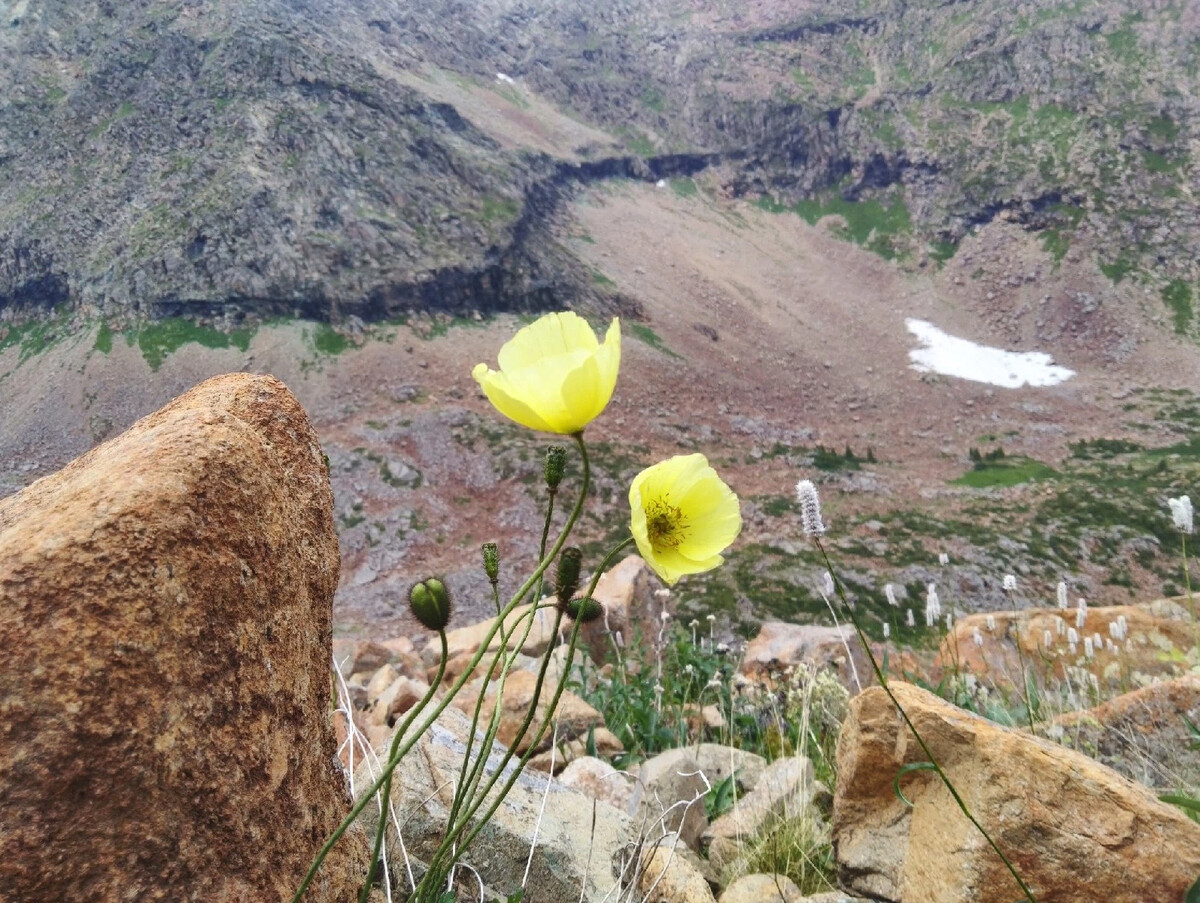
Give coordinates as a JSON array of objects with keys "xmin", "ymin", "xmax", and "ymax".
[
  {"xmin": 885, "ymin": 583, "xmax": 898, "ymax": 607},
  {"xmin": 1169, "ymin": 495, "xmax": 1194, "ymax": 534},
  {"xmin": 1093, "ymin": 632, "xmax": 1103, "ymax": 650},
  {"xmin": 795, "ymin": 479, "xmax": 825, "ymax": 537},
  {"xmin": 1083, "ymin": 637, "xmax": 1094, "ymax": 659},
  {"xmin": 1056, "ymin": 616, "xmax": 1066, "ymax": 636},
  {"xmin": 972, "ymin": 627, "xmax": 983, "ymax": 646},
  {"xmin": 821, "ymin": 571, "xmax": 835, "ymax": 597},
  {"xmin": 883, "ymin": 622, "xmax": 891, "ymax": 639},
  {"xmin": 986, "ymin": 614, "xmax": 996, "ymax": 632},
  {"xmin": 1075, "ymin": 608, "xmax": 1087, "ymax": 629},
  {"xmin": 906, "ymin": 608, "xmax": 915, "ymax": 628},
  {"xmin": 1043, "ymin": 629, "xmax": 1053, "ymax": 648},
  {"xmin": 1003, "ymin": 574, "xmax": 1017, "ymax": 592},
  {"xmin": 1057, "ymin": 581, "xmax": 1069, "ymax": 609},
  {"xmin": 1067, "ymin": 626, "xmax": 1079, "ymax": 645},
  {"xmin": 945, "ymin": 612, "xmax": 954, "ymax": 630},
  {"xmin": 939, "ymin": 552, "xmax": 950, "ymax": 566},
  {"xmin": 925, "ymin": 584, "xmax": 941, "ymax": 619}
]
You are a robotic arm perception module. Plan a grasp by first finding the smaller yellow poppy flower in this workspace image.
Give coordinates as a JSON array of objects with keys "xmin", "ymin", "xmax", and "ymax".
[
  {"xmin": 472, "ymin": 312, "xmax": 621, "ymax": 434},
  {"xmin": 629, "ymin": 454, "xmax": 742, "ymax": 586}
]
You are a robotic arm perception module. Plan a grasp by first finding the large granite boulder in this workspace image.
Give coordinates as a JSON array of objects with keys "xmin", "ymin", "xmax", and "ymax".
[
  {"xmin": 0, "ymin": 374, "xmax": 365, "ymax": 902},
  {"xmin": 834, "ymin": 682, "xmax": 1200, "ymax": 903}
]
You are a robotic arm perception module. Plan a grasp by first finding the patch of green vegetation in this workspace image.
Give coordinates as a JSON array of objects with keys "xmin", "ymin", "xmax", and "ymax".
[
  {"xmin": 1148, "ymin": 114, "xmax": 1179, "ymax": 142},
  {"xmin": 1162, "ymin": 280, "xmax": 1194, "ymax": 334},
  {"xmin": 953, "ymin": 455, "xmax": 1058, "ymax": 488},
  {"xmin": 1069, "ymin": 438, "xmax": 1143, "ymax": 459},
  {"xmin": 134, "ymin": 318, "xmax": 253, "ymax": 371},
  {"xmin": 312, "ymin": 323, "xmax": 351, "ymax": 355},
  {"xmin": 1104, "ymin": 26, "xmax": 1139, "ymax": 59},
  {"xmin": 590, "ymin": 269, "xmax": 615, "ymax": 287},
  {"xmin": 616, "ymin": 127, "xmax": 656, "ymax": 157},
  {"xmin": 929, "ymin": 240, "xmax": 958, "ymax": 265},
  {"xmin": 1143, "ymin": 150, "xmax": 1179, "ymax": 174},
  {"xmin": 92, "ymin": 321, "xmax": 113, "ymax": 354},
  {"xmin": 1041, "ymin": 228, "xmax": 1071, "ymax": 263},
  {"xmin": 629, "ymin": 322, "xmax": 681, "ymax": 360},
  {"xmin": 480, "ymin": 195, "xmax": 520, "ymax": 223},
  {"xmin": 812, "ymin": 445, "xmax": 864, "ymax": 472},
  {"xmin": 669, "ymin": 177, "xmax": 698, "ymax": 199},
  {"xmin": 760, "ymin": 495, "xmax": 794, "ymax": 517},
  {"xmin": 1100, "ymin": 257, "xmax": 1137, "ymax": 284},
  {"xmin": 640, "ymin": 85, "xmax": 665, "ymax": 112}
]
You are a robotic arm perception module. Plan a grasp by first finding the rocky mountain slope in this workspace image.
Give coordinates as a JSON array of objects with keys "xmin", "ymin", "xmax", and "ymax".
[
  {"xmin": 3, "ymin": 0, "xmax": 1200, "ymax": 639},
  {"xmin": 2, "ymin": 0, "xmax": 1199, "ymax": 327}
]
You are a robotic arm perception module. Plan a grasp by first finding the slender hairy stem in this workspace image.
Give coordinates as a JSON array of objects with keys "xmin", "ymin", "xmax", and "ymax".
[
  {"xmin": 358, "ymin": 631, "xmax": 449, "ymax": 903},
  {"xmin": 440, "ymin": 536, "xmax": 635, "ymax": 867},
  {"xmin": 1005, "ymin": 592, "xmax": 1037, "ymax": 736},
  {"xmin": 293, "ymin": 436, "xmax": 594, "ymax": 902},
  {"xmin": 814, "ymin": 540, "xmax": 1036, "ymax": 903}
]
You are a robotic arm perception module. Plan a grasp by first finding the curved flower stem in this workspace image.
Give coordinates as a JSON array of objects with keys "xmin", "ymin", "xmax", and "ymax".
[
  {"xmin": 814, "ymin": 540, "xmax": 1036, "ymax": 903},
  {"xmin": 293, "ymin": 435, "xmax": 593, "ymax": 902},
  {"xmin": 433, "ymin": 536, "xmax": 636, "ymax": 872},
  {"xmin": 360, "ymin": 630, "xmax": 449, "ymax": 903},
  {"xmin": 293, "ymin": 630, "xmax": 448, "ymax": 903}
]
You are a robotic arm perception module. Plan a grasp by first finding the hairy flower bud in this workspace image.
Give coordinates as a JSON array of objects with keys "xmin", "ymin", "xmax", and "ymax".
[
  {"xmin": 545, "ymin": 445, "xmax": 567, "ymax": 493},
  {"xmin": 409, "ymin": 578, "xmax": 452, "ymax": 631},
  {"xmin": 482, "ymin": 541, "xmax": 500, "ymax": 585},
  {"xmin": 566, "ymin": 597, "xmax": 604, "ymax": 622},
  {"xmin": 555, "ymin": 547, "xmax": 584, "ymax": 610}
]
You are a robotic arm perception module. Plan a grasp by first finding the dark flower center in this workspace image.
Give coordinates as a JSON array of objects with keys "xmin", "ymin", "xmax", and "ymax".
[{"xmin": 646, "ymin": 496, "xmax": 686, "ymax": 551}]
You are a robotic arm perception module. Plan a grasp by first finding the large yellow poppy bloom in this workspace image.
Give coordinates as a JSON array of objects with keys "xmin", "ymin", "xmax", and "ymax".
[
  {"xmin": 629, "ymin": 454, "xmax": 742, "ymax": 586},
  {"xmin": 472, "ymin": 312, "xmax": 621, "ymax": 434}
]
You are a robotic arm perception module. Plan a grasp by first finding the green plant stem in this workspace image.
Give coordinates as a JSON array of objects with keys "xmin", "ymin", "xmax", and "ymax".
[
  {"xmin": 814, "ymin": 540, "xmax": 1036, "ymax": 903},
  {"xmin": 445, "ymin": 602, "xmax": 548, "ymax": 855},
  {"xmin": 292, "ymin": 434, "xmax": 594, "ymax": 902},
  {"xmin": 1005, "ymin": 592, "xmax": 1037, "ymax": 736},
  {"xmin": 358, "ymin": 630, "xmax": 449, "ymax": 903},
  {"xmin": 1183, "ymin": 533, "xmax": 1198, "ymax": 651},
  {"xmin": 431, "ymin": 536, "xmax": 636, "ymax": 873}
]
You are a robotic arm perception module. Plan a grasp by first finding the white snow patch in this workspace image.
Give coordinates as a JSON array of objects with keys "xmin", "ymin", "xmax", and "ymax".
[{"xmin": 906, "ymin": 318, "xmax": 1074, "ymax": 388}]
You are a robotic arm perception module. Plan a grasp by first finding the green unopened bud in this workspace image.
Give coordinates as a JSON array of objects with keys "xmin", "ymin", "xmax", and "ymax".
[
  {"xmin": 545, "ymin": 445, "xmax": 567, "ymax": 493},
  {"xmin": 567, "ymin": 597, "xmax": 604, "ymax": 623},
  {"xmin": 555, "ymin": 547, "xmax": 584, "ymax": 610},
  {"xmin": 482, "ymin": 541, "xmax": 500, "ymax": 585},
  {"xmin": 409, "ymin": 578, "xmax": 452, "ymax": 631}
]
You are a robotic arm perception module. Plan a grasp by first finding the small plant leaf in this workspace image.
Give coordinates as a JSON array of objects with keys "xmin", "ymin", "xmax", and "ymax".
[
  {"xmin": 892, "ymin": 761, "xmax": 937, "ymax": 808},
  {"xmin": 506, "ymin": 891, "xmax": 526, "ymax": 903},
  {"xmin": 585, "ymin": 723, "xmax": 598, "ymax": 759},
  {"xmin": 1160, "ymin": 793, "xmax": 1200, "ymax": 814},
  {"xmin": 1188, "ymin": 874, "xmax": 1200, "ymax": 903}
]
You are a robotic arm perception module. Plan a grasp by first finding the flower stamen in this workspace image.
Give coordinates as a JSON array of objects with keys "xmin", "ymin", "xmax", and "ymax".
[{"xmin": 646, "ymin": 496, "xmax": 687, "ymax": 550}]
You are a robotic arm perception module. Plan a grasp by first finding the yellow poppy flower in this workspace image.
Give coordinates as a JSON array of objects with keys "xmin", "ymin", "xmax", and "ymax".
[
  {"xmin": 629, "ymin": 454, "xmax": 742, "ymax": 586},
  {"xmin": 472, "ymin": 312, "xmax": 621, "ymax": 434}
]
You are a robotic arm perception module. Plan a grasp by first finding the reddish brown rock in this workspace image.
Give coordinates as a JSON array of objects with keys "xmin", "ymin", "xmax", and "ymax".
[
  {"xmin": 579, "ymin": 554, "xmax": 664, "ymax": 664},
  {"xmin": 834, "ymin": 682, "xmax": 1200, "ymax": 903},
  {"xmin": 454, "ymin": 668, "xmax": 604, "ymax": 755},
  {"xmin": 0, "ymin": 374, "xmax": 365, "ymax": 902},
  {"xmin": 740, "ymin": 621, "xmax": 873, "ymax": 693},
  {"xmin": 934, "ymin": 600, "xmax": 1199, "ymax": 692},
  {"xmin": 1054, "ymin": 674, "xmax": 1200, "ymax": 790}
]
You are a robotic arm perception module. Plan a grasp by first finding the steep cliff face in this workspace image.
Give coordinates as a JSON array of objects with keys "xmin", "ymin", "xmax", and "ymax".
[{"xmin": 1, "ymin": 0, "xmax": 1198, "ymax": 323}]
